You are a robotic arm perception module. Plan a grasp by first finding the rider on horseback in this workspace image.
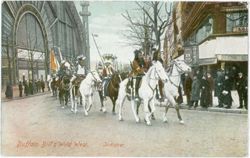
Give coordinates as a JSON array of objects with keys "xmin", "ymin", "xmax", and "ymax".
[
  {"xmin": 57, "ymin": 60, "xmax": 68, "ymax": 80},
  {"xmin": 71, "ymin": 54, "xmax": 87, "ymax": 85},
  {"xmin": 152, "ymin": 50, "xmax": 165, "ymax": 102},
  {"xmin": 102, "ymin": 60, "xmax": 115, "ymax": 100},
  {"xmin": 129, "ymin": 49, "xmax": 147, "ymax": 100}
]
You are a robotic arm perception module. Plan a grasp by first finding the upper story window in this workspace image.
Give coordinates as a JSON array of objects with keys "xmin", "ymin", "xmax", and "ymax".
[
  {"xmin": 196, "ymin": 17, "xmax": 213, "ymax": 43},
  {"xmin": 185, "ymin": 16, "xmax": 213, "ymax": 45},
  {"xmin": 226, "ymin": 12, "xmax": 248, "ymax": 33}
]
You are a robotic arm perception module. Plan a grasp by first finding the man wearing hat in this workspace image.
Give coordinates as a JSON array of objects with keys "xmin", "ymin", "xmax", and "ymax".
[
  {"xmin": 102, "ymin": 60, "xmax": 115, "ymax": 100},
  {"xmin": 236, "ymin": 72, "xmax": 248, "ymax": 110},
  {"xmin": 71, "ymin": 55, "xmax": 87, "ymax": 85},
  {"xmin": 57, "ymin": 60, "xmax": 68, "ymax": 80},
  {"xmin": 129, "ymin": 49, "xmax": 146, "ymax": 100}
]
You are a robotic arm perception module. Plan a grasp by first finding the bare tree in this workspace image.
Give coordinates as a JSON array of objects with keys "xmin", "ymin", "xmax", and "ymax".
[{"xmin": 123, "ymin": 2, "xmax": 173, "ymax": 52}]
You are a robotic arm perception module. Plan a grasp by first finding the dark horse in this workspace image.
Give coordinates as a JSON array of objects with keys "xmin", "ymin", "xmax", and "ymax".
[
  {"xmin": 51, "ymin": 77, "xmax": 60, "ymax": 97},
  {"xmin": 99, "ymin": 72, "xmax": 128, "ymax": 114},
  {"xmin": 58, "ymin": 75, "xmax": 71, "ymax": 108}
]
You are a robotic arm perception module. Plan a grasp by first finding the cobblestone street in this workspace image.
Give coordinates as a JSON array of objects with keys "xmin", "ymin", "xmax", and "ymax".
[{"xmin": 1, "ymin": 92, "xmax": 248, "ymax": 157}]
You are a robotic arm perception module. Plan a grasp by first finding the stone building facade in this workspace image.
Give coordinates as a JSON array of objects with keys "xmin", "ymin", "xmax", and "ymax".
[{"xmin": 1, "ymin": 1, "xmax": 89, "ymax": 86}]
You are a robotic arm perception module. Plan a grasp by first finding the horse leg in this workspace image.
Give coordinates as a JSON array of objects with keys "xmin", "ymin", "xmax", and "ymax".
[
  {"xmin": 81, "ymin": 95, "xmax": 88, "ymax": 116},
  {"xmin": 143, "ymin": 99, "xmax": 151, "ymax": 126},
  {"xmin": 98, "ymin": 90, "xmax": 104, "ymax": 112},
  {"xmin": 131, "ymin": 100, "xmax": 140, "ymax": 123},
  {"xmin": 163, "ymin": 101, "xmax": 170, "ymax": 123},
  {"xmin": 118, "ymin": 94, "xmax": 126, "ymax": 121},
  {"xmin": 86, "ymin": 95, "xmax": 93, "ymax": 112},
  {"xmin": 175, "ymin": 103, "xmax": 184, "ymax": 124},
  {"xmin": 149, "ymin": 98, "xmax": 156, "ymax": 120},
  {"xmin": 111, "ymin": 97, "xmax": 116, "ymax": 115},
  {"xmin": 70, "ymin": 88, "xmax": 75, "ymax": 112}
]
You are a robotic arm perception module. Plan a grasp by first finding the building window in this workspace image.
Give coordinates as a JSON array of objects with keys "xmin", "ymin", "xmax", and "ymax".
[
  {"xmin": 226, "ymin": 12, "xmax": 248, "ymax": 33},
  {"xmin": 196, "ymin": 17, "xmax": 213, "ymax": 43}
]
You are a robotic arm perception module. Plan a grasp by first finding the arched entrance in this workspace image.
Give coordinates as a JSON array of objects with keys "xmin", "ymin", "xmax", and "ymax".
[{"xmin": 13, "ymin": 4, "xmax": 49, "ymax": 83}]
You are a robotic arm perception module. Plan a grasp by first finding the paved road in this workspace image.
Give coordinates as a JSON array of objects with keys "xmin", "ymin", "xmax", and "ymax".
[{"xmin": 1, "ymin": 93, "xmax": 248, "ymax": 156}]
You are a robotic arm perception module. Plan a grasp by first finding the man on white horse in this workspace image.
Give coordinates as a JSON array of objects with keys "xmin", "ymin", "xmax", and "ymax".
[
  {"xmin": 71, "ymin": 54, "xmax": 87, "ymax": 85},
  {"xmin": 152, "ymin": 50, "xmax": 164, "ymax": 102},
  {"xmin": 129, "ymin": 50, "xmax": 147, "ymax": 101}
]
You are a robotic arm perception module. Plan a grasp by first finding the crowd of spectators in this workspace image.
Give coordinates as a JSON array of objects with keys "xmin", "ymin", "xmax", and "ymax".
[{"xmin": 183, "ymin": 66, "xmax": 248, "ymax": 110}]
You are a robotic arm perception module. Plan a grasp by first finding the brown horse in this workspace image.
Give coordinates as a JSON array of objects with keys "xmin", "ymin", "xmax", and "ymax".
[
  {"xmin": 50, "ymin": 77, "xmax": 60, "ymax": 97},
  {"xmin": 58, "ymin": 75, "xmax": 71, "ymax": 108},
  {"xmin": 99, "ymin": 72, "xmax": 128, "ymax": 114}
]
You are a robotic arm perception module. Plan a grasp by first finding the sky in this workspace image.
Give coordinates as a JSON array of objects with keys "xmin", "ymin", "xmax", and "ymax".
[{"xmin": 75, "ymin": 1, "xmax": 141, "ymax": 65}]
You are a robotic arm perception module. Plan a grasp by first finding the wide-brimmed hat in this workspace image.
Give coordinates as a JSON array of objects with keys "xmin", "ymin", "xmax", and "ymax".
[
  {"xmin": 77, "ymin": 55, "xmax": 86, "ymax": 60},
  {"xmin": 104, "ymin": 60, "xmax": 112, "ymax": 65},
  {"xmin": 61, "ymin": 60, "xmax": 66, "ymax": 64}
]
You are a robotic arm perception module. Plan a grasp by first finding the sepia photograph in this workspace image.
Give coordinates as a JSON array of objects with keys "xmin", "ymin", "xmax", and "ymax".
[{"xmin": 1, "ymin": 1, "xmax": 248, "ymax": 157}]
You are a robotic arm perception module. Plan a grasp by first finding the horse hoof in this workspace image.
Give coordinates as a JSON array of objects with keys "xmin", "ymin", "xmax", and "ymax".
[
  {"xmin": 84, "ymin": 112, "xmax": 88, "ymax": 116},
  {"xmin": 163, "ymin": 118, "xmax": 168, "ymax": 123},
  {"xmin": 102, "ymin": 109, "xmax": 107, "ymax": 113},
  {"xmin": 146, "ymin": 122, "xmax": 152, "ymax": 126},
  {"xmin": 100, "ymin": 108, "xmax": 103, "ymax": 112},
  {"xmin": 136, "ymin": 118, "xmax": 140, "ymax": 123},
  {"xmin": 151, "ymin": 115, "xmax": 156, "ymax": 120},
  {"xmin": 61, "ymin": 106, "xmax": 65, "ymax": 109},
  {"xmin": 179, "ymin": 120, "xmax": 184, "ymax": 124},
  {"xmin": 118, "ymin": 116, "xmax": 123, "ymax": 121}
]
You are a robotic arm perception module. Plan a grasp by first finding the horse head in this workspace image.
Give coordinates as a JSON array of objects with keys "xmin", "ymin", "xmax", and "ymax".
[
  {"xmin": 90, "ymin": 70, "xmax": 102, "ymax": 83},
  {"xmin": 172, "ymin": 59, "xmax": 191, "ymax": 73},
  {"xmin": 151, "ymin": 61, "xmax": 169, "ymax": 82}
]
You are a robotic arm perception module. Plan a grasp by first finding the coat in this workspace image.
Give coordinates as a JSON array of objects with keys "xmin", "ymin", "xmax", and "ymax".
[
  {"xmin": 200, "ymin": 79, "xmax": 210, "ymax": 106},
  {"xmin": 184, "ymin": 76, "xmax": 192, "ymax": 95},
  {"xmin": 129, "ymin": 59, "xmax": 146, "ymax": 77},
  {"xmin": 191, "ymin": 79, "xmax": 201, "ymax": 101},
  {"xmin": 221, "ymin": 78, "xmax": 232, "ymax": 106}
]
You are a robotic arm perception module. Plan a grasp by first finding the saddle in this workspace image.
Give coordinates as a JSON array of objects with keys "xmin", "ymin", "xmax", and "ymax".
[
  {"xmin": 103, "ymin": 77, "xmax": 112, "ymax": 96},
  {"xmin": 126, "ymin": 76, "xmax": 143, "ymax": 98},
  {"xmin": 72, "ymin": 75, "xmax": 85, "ymax": 87}
]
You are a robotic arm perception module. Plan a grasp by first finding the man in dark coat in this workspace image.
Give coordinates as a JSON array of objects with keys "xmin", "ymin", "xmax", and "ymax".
[
  {"xmin": 236, "ymin": 72, "xmax": 248, "ymax": 109},
  {"xmin": 29, "ymin": 80, "xmax": 33, "ymax": 95},
  {"xmin": 184, "ymin": 73, "xmax": 192, "ymax": 106},
  {"xmin": 200, "ymin": 76, "xmax": 210, "ymax": 108},
  {"xmin": 207, "ymin": 73, "xmax": 214, "ymax": 107},
  {"xmin": 215, "ymin": 70, "xmax": 224, "ymax": 107},
  {"xmin": 221, "ymin": 75, "xmax": 233, "ymax": 109},
  {"xmin": 41, "ymin": 79, "xmax": 45, "ymax": 93},
  {"xmin": 24, "ymin": 80, "xmax": 29, "ymax": 96},
  {"xmin": 189, "ymin": 76, "xmax": 201, "ymax": 109},
  {"xmin": 18, "ymin": 81, "xmax": 23, "ymax": 97},
  {"xmin": 5, "ymin": 83, "xmax": 13, "ymax": 99}
]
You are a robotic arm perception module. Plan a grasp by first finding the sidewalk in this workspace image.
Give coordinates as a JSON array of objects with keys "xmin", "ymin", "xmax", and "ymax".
[
  {"xmin": 1, "ymin": 85, "xmax": 50, "ymax": 102},
  {"xmin": 176, "ymin": 90, "xmax": 247, "ymax": 114}
]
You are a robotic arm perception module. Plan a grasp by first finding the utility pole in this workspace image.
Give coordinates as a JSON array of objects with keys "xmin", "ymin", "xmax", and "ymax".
[{"xmin": 79, "ymin": 1, "xmax": 91, "ymax": 69}]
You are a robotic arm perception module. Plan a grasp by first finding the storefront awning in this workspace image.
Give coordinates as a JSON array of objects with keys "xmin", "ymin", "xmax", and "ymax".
[{"xmin": 199, "ymin": 36, "xmax": 248, "ymax": 63}]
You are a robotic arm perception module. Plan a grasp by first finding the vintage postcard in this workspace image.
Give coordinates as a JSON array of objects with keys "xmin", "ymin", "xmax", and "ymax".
[{"xmin": 1, "ymin": 1, "xmax": 248, "ymax": 157}]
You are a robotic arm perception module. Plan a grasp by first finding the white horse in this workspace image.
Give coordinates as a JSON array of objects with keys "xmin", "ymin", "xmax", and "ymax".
[
  {"xmin": 162, "ymin": 59, "xmax": 191, "ymax": 124},
  {"xmin": 117, "ymin": 61, "xmax": 169, "ymax": 126},
  {"xmin": 70, "ymin": 70, "xmax": 102, "ymax": 115}
]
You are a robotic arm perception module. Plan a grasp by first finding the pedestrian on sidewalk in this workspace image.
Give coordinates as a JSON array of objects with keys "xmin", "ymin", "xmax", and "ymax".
[
  {"xmin": 189, "ymin": 76, "xmax": 201, "ymax": 109},
  {"xmin": 221, "ymin": 75, "xmax": 232, "ymax": 109},
  {"xmin": 184, "ymin": 73, "xmax": 192, "ymax": 106},
  {"xmin": 29, "ymin": 80, "xmax": 33, "ymax": 95},
  {"xmin": 41, "ymin": 79, "xmax": 45, "ymax": 93},
  {"xmin": 24, "ymin": 80, "xmax": 29, "ymax": 96},
  {"xmin": 215, "ymin": 70, "xmax": 224, "ymax": 108},
  {"xmin": 5, "ymin": 82, "xmax": 13, "ymax": 99},
  {"xmin": 18, "ymin": 81, "xmax": 23, "ymax": 97},
  {"xmin": 200, "ymin": 75, "xmax": 210, "ymax": 108},
  {"xmin": 207, "ymin": 72, "xmax": 214, "ymax": 107},
  {"xmin": 236, "ymin": 72, "xmax": 248, "ymax": 110}
]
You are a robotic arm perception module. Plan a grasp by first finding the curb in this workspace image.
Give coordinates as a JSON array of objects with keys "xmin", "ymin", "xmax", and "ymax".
[
  {"xmin": 179, "ymin": 104, "xmax": 248, "ymax": 114},
  {"xmin": 1, "ymin": 91, "xmax": 50, "ymax": 103}
]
